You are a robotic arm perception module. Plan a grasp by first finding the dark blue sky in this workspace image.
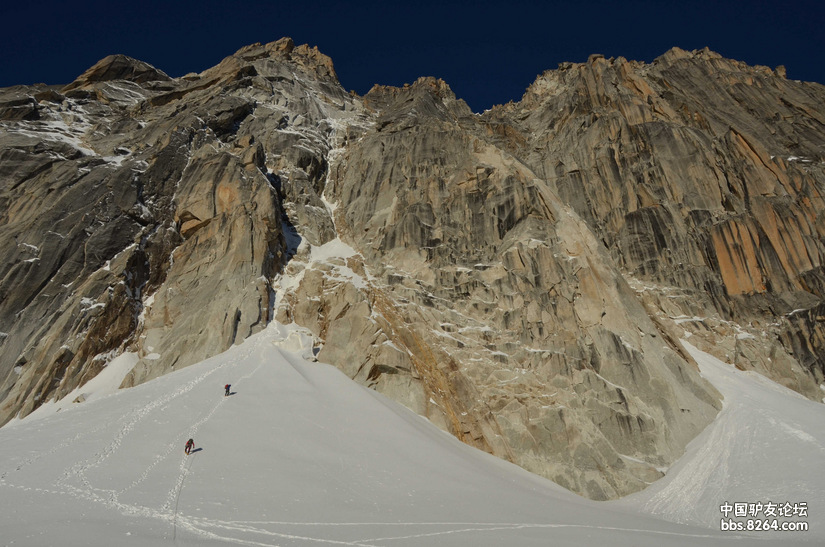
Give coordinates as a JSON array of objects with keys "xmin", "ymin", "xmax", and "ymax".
[{"xmin": 2, "ymin": 0, "xmax": 823, "ymax": 112}]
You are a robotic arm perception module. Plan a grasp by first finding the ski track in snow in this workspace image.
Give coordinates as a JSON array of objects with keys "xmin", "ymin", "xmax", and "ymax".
[
  {"xmin": 64, "ymin": 363, "xmax": 233, "ymax": 521},
  {"xmin": 168, "ymin": 518, "xmax": 738, "ymax": 547},
  {"xmin": 0, "ymin": 326, "xmax": 813, "ymax": 545},
  {"xmin": 0, "ymin": 421, "xmax": 109, "ymax": 484},
  {"xmin": 173, "ymin": 520, "xmax": 695, "ymax": 547},
  {"xmin": 0, "ymin": 331, "xmax": 444, "ymax": 547},
  {"xmin": 0, "ymin": 341, "xmax": 260, "ymax": 540}
]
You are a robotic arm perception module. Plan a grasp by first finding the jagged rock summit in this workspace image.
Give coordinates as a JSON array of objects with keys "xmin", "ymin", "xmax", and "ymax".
[
  {"xmin": 62, "ymin": 54, "xmax": 173, "ymax": 91},
  {"xmin": 1, "ymin": 39, "xmax": 823, "ymax": 501}
]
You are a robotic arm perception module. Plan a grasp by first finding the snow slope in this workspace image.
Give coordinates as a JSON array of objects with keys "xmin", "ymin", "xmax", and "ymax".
[
  {"xmin": 0, "ymin": 324, "xmax": 817, "ymax": 545},
  {"xmin": 617, "ymin": 340, "xmax": 825, "ymax": 540}
]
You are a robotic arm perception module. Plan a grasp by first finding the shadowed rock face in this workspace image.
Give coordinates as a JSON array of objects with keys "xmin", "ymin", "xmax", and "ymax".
[
  {"xmin": 0, "ymin": 37, "xmax": 357, "ymax": 418},
  {"xmin": 0, "ymin": 40, "xmax": 823, "ymax": 499}
]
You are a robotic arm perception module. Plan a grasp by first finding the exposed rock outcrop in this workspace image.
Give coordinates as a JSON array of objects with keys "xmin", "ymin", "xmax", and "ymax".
[
  {"xmin": 483, "ymin": 48, "xmax": 825, "ymax": 397},
  {"xmin": 312, "ymin": 77, "xmax": 722, "ymax": 498},
  {"xmin": 0, "ymin": 39, "xmax": 365, "ymax": 422},
  {"xmin": 62, "ymin": 54, "xmax": 172, "ymax": 91}
]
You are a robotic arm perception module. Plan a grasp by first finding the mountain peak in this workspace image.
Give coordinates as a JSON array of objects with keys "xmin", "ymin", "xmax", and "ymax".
[
  {"xmin": 62, "ymin": 54, "xmax": 171, "ymax": 91},
  {"xmin": 233, "ymin": 36, "xmax": 296, "ymax": 59},
  {"xmin": 223, "ymin": 37, "xmax": 337, "ymax": 83}
]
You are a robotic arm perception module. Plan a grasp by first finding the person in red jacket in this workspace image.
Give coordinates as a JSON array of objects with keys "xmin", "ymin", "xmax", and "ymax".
[
  {"xmin": 185, "ymin": 438, "xmax": 195, "ymax": 455},
  {"xmin": 224, "ymin": 384, "xmax": 231, "ymax": 396}
]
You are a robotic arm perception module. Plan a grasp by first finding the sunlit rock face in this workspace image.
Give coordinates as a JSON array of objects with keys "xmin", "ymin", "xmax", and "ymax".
[
  {"xmin": 1, "ymin": 40, "xmax": 822, "ymax": 499},
  {"xmin": 484, "ymin": 48, "xmax": 825, "ymax": 398}
]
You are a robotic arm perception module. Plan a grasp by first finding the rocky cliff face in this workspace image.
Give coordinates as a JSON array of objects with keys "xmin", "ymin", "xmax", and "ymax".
[
  {"xmin": 1, "ymin": 40, "xmax": 822, "ymax": 500},
  {"xmin": 483, "ymin": 47, "xmax": 825, "ymax": 397},
  {"xmin": 0, "ymin": 38, "xmax": 362, "ymax": 414}
]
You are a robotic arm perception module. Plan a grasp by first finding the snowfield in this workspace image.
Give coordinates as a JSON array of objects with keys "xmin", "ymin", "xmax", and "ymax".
[
  {"xmin": 0, "ymin": 324, "xmax": 821, "ymax": 545},
  {"xmin": 617, "ymin": 340, "xmax": 825, "ymax": 537}
]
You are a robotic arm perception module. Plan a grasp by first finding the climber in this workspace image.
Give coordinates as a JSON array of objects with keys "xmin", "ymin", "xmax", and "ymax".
[
  {"xmin": 185, "ymin": 438, "xmax": 195, "ymax": 455},
  {"xmin": 224, "ymin": 384, "xmax": 231, "ymax": 396}
]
